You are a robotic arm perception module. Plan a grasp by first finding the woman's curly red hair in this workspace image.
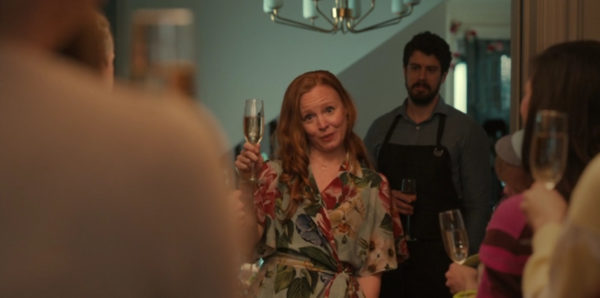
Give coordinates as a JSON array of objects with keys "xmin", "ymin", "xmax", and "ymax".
[{"xmin": 275, "ymin": 70, "xmax": 372, "ymax": 218}]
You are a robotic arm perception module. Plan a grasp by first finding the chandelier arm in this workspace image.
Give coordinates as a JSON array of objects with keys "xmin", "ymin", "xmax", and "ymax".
[
  {"xmin": 314, "ymin": 1, "xmax": 338, "ymax": 27},
  {"xmin": 350, "ymin": 0, "xmax": 376, "ymax": 28},
  {"xmin": 270, "ymin": 13, "xmax": 337, "ymax": 33},
  {"xmin": 347, "ymin": 4, "xmax": 413, "ymax": 33}
]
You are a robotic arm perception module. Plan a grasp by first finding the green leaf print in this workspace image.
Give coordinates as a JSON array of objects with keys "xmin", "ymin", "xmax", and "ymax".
[
  {"xmin": 340, "ymin": 173, "xmax": 349, "ymax": 185},
  {"xmin": 287, "ymin": 277, "xmax": 311, "ymax": 298},
  {"xmin": 352, "ymin": 175, "xmax": 369, "ymax": 188},
  {"xmin": 304, "ymin": 203, "xmax": 322, "ymax": 217},
  {"xmin": 309, "ymin": 270, "xmax": 318, "ymax": 291},
  {"xmin": 300, "ymin": 269, "xmax": 319, "ymax": 291},
  {"xmin": 379, "ymin": 213, "xmax": 394, "ymax": 232},
  {"xmin": 265, "ymin": 268, "xmax": 274, "ymax": 278},
  {"xmin": 274, "ymin": 264, "xmax": 296, "ymax": 294},
  {"xmin": 299, "ymin": 247, "xmax": 337, "ymax": 271},
  {"xmin": 285, "ymin": 219, "xmax": 295, "ymax": 239},
  {"xmin": 359, "ymin": 170, "xmax": 381, "ymax": 187},
  {"xmin": 277, "ymin": 229, "xmax": 290, "ymax": 249},
  {"xmin": 275, "ymin": 198, "xmax": 285, "ymax": 218}
]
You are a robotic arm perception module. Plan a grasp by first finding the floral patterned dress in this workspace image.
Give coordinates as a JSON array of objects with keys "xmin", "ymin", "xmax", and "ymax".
[{"xmin": 250, "ymin": 160, "xmax": 408, "ymax": 298}]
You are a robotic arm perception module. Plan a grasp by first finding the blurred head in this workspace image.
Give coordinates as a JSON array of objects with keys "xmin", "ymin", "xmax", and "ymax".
[
  {"xmin": 0, "ymin": 0, "xmax": 104, "ymax": 50},
  {"xmin": 494, "ymin": 130, "xmax": 532, "ymax": 196},
  {"xmin": 60, "ymin": 11, "xmax": 115, "ymax": 89},
  {"xmin": 403, "ymin": 32, "xmax": 451, "ymax": 106},
  {"xmin": 522, "ymin": 40, "xmax": 600, "ymax": 197},
  {"xmin": 276, "ymin": 70, "xmax": 371, "ymax": 215}
]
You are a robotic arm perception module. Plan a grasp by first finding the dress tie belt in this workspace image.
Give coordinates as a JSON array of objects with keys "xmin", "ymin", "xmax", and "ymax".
[{"xmin": 268, "ymin": 254, "xmax": 361, "ymax": 298}]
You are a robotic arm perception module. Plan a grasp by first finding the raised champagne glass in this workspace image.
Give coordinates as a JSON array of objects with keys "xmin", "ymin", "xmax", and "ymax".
[
  {"xmin": 244, "ymin": 98, "xmax": 264, "ymax": 182},
  {"xmin": 130, "ymin": 9, "xmax": 196, "ymax": 98},
  {"xmin": 439, "ymin": 209, "xmax": 469, "ymax": 264},
  {"xmin": 529, "ymin": 110, "xmax": 568, "ymax": 190}
]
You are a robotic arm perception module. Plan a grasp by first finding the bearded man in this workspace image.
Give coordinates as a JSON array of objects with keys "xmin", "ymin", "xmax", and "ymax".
[{"xmin": 364, "ymin": 31, "xmax": 493, "ymax": 298}]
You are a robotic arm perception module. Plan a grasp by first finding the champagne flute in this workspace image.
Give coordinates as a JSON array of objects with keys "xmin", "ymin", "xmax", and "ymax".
[
  {"xmin": 401, "ymin": 178, "xmax": 417, "ymax": 241},
  {"xmin": 243, "ymin": 98, "xmax": 265, "ymax": 182},
  {"xmin": 439, "ymin": 209, "xmax": 469, "ymax": 264},
  {"xmin": 130, "ymin": 9, "xmax": 196, "ymax": 98},
  {"xmin": 529, "ymin": 110, "xmax": 568, "ymax": 190}
]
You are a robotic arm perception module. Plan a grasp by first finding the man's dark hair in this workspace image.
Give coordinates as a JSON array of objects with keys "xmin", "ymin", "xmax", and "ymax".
[{"xmin": 403, "ymin": 31, "xmax": 451, "ymax": 74}]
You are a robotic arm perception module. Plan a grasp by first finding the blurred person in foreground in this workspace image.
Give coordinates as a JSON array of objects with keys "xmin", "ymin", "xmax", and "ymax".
[
  {"xmin": 234, "ymin": 70, "xmax": 408, "ymax": 297},
  {"xmin": 60, "ymin": 10, "xmax": 115, "ymax": 89},
  {"xmin": 520, "ymin": 40, "xmax": 600, "ymax": 298},
  {"xmin": 444, "ymin": 40, "xmax": 600, "ymax": 298},
  {"xmin": 521, "ymin": 157, "xmax": 600, "ymax": 298},
  {"xmin": 0, "ymin": 0, "xmax": 238, "ymax": 297}
]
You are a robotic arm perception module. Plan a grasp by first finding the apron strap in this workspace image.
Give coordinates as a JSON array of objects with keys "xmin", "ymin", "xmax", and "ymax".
[
  {"xmin": 436, "ymin": 114, "xmax": 446, "ymax": 147},
  {"xmin": 382, "ymin": 114, "xmax": 402, "ymax": 146},
  {"xmin": 433, "ymin": 114, "xmax": 446, "ymax": 157}
]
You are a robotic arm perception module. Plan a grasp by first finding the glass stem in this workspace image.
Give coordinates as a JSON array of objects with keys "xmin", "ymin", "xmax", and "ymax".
[{"xmin": 405, "ymin": 215, "xmax": 412, "ymax": 240}]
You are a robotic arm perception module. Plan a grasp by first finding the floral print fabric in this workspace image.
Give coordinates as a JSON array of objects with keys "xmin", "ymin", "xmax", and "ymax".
[{"xmin": 251, "ymin": 160, "xmax": 408, "ymax": 297}]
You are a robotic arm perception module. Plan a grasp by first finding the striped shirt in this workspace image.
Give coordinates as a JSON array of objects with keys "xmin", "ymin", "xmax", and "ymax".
[{"xmin": 478, "ymin": 194, "xmax": 532, "ymax": 298}]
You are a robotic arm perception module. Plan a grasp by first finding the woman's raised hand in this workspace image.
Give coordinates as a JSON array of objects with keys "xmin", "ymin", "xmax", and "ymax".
[
  {"xmin": 521, "ymin": 182, "xmax": 567, "ymax": 232},
  {"xmin": 234, "ymin": 142, "xmax": 264, "ymax": 181}
]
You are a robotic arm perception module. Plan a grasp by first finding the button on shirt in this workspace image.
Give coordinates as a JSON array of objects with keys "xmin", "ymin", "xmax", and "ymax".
[{"xmin": 364, "ymin": 98, "xmax": 493, "ymax": 252}]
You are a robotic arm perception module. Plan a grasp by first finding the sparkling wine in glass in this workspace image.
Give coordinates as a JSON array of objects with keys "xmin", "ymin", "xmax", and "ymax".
[
  {"xmin": 529, "ymin": 110, "xmax": 568, "ymax": 190},
  {"xmin": 130, "ymin": 9, "xmax": 196, "ymax": 98},
  {"xmin": 243, "ymin": 98, "xmax": 264, "ymax": 182},
  {"xmin": 439, "ymin": 209, "xmax": 469, "ymax": 264},
  {"xmin": 401, "ymin": 178, "xmax": 417, "ymax": 241}
]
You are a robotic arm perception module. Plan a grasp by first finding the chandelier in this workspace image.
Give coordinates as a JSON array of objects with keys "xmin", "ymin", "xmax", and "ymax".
[{"xmin": 262, "ymin": 0, "xmax": 421, "ymax": 34}]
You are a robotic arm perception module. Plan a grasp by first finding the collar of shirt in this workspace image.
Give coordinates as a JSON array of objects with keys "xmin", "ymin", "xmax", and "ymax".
[
  {"xmin": 307, "ymin": 153, "xmax": 365, "ymax": 181},
  {"xmin": 395, "ymin": 96, "xmax": 450, "ymax": 125}
]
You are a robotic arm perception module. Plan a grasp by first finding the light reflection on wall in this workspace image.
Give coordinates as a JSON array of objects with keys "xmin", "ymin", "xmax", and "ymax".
[{"xmin": 453, "ymin": 61, "xmax": 467, "ymax": 113}]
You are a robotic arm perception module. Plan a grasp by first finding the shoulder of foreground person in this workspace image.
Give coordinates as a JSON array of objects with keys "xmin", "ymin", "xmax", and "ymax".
[
  {"xmin": 0, "ymin": 50, "xmax": 240, "ymax": 297},
  {"xmin": 568, "ymin": 154, "xmax": 600, "ymax": 229}
]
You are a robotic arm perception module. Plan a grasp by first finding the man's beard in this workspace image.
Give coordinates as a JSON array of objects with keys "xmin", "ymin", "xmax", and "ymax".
[{"xmin": 406, "ymin": 80, "xmax": 441, "ymax": 106}]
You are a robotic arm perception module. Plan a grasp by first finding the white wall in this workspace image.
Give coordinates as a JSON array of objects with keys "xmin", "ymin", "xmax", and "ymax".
[{"xmin": 114, "ymin": 0, "xmax": 444, "ymax": 145}]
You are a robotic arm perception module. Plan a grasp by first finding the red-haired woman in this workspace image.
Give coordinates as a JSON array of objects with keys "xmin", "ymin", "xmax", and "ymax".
[{"xmin": 235, "ymin": 70, "xmax": 407, "ymax": 298}]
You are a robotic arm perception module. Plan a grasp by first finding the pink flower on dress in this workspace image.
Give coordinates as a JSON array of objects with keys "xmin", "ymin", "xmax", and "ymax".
[
  {"xmin": 321, "ymin": 178, "xmax": 343, "ymax": 209},
  {"xmin": 377, "ymin": 175, "xmax": 392, "ymax": 210},
  {"xmin": 377, "ymin": 175, "xmax": 408, "ymax": 259},
  {"xmin": 341, "ymin": 182, "xmax": 358, "ymax": 204},
  {"xmin": 253, "ymin": 165, "xmax": 280, "ymax": 224},
  {"xmin": 315, "ymin": 209, "xmax": 339, "ymax": 258}
]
